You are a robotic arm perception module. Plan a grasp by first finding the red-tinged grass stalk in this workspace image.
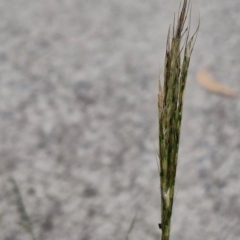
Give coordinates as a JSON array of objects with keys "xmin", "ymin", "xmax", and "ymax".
[{"xmin": 158, "ymin": 1, "xmax": 199, "ymax": 239}]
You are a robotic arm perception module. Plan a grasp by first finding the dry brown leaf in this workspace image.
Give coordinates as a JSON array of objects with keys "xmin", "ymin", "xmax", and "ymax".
[{"xmin": 197, "ymin": 70, "xmax": 238, "ymax": 97}]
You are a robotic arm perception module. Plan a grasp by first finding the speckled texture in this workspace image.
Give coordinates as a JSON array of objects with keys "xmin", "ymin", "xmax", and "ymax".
[{"xmin": 0, "ymin": 1, "xmax": 240, "ymax": 240}]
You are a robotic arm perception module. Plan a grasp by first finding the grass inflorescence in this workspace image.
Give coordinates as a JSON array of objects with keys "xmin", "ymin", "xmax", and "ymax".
[{"xmin": 158, "ymin": 1, "xmax": 199, "ymax": 239}]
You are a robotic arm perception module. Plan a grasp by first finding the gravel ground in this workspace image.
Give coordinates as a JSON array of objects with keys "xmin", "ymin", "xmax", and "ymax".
[{"xmin": 0, "ymin": 1, "xmax": 240, "ymax": 240}]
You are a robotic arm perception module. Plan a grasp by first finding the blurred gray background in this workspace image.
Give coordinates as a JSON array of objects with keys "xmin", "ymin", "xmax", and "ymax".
[{"xmin": 0, "ymin": 0, "xmax": 240, "ymax": 240}]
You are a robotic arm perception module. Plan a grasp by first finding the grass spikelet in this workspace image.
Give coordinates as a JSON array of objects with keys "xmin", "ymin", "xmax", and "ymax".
[
  {"xmin": 10, "ymin": 177, "xmax": 37, "ymax": 240},
  {"xmin": 158, "ymin": 1, "xmax": 199, "ymax": 239}
]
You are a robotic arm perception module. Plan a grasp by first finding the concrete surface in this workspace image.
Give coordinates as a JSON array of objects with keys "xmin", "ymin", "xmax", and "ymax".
[{"xmin": 0, "ymin": 0, "xmax": 240, "ymax": 240}]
